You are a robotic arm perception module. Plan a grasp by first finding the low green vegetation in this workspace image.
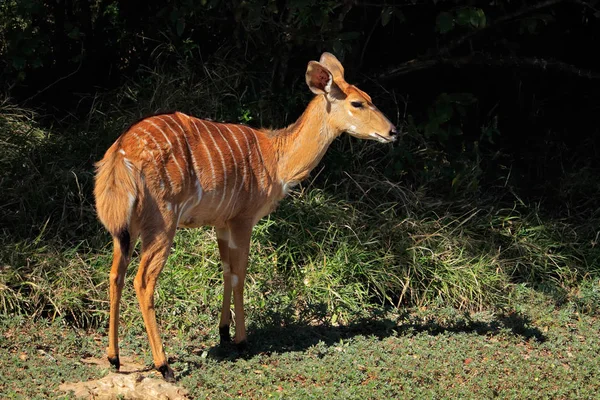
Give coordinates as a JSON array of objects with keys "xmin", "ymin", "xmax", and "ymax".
[
  {"xmin": 2, "ymin": 289, "xmax": 599, "ymax": 398},
  {"xmin": 2, "ymin": 82, "xmax": 599, "ymax": 322}
]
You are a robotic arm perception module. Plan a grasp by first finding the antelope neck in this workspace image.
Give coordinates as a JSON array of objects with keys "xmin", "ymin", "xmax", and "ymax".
[{"xmin": 270, "ymin": 95, "xmax": 341, "ymax": 186}]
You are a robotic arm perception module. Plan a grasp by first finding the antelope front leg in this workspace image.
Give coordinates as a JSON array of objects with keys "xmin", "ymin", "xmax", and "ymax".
[
  {"xmin": 216, "ymin": 227, "xmax": 233, "ymax": 344},
  {"xmin": 227, "ymin": 219, "xmax": 253, "ymax": 347}
]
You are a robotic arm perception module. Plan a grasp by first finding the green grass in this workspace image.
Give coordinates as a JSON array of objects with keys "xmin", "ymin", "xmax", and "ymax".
[
  {"xmin": 3, "ymin": 180, "xmax": 598, "ymax": 330},
  {"xmin": 0, "ymin": 315, "xmax": 103, "ymax": 399},
  {"xmin": 1, "ymin": 289, "xmax": 599, "ymax": 399}
]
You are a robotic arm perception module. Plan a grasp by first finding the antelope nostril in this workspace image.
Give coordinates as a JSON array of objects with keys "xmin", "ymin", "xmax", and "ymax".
[{"xmin": 390, "ymin": 127, "xmax": 398, "ymax": 136}]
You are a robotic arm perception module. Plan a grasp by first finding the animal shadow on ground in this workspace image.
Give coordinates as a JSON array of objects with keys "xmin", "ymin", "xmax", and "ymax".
[{"xmin": 177, "ymin": 305, "xmax": 546, "ymax": 376}]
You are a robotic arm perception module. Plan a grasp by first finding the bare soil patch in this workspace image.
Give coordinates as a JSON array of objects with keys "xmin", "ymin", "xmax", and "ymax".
[{"xmin": 59, "ymin": 356, "xmax": 189, "ymax": 399}]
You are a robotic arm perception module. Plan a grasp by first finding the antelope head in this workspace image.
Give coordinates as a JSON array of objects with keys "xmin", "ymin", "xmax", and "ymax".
[{"xmin": 305, "ymin": 52, "xmax": 397, "ymax": 143}]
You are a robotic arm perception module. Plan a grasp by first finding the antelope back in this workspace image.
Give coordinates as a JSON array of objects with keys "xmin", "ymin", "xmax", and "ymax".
[{"xmin": 95, "ymin": 112, "xmax": 278, "ymax": 230}]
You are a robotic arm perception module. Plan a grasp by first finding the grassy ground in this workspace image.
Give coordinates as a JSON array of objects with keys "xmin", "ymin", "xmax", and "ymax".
[{"xmin": 1, "ymin": 287, "xmax": 599, "ymax": 399}]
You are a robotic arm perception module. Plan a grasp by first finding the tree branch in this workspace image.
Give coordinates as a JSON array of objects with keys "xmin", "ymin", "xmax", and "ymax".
[
  {"xmin": 466, "ymin": 53, "xmax": 600, "ymax": 78},
  {"xmin": 380, "ymin": 53, "xmax": 600, "ymax": 79},
  {"xmin": 379, "ymin": 0, "xmax": 575, "ymax": 80},
  {"xmin": 435, "ymin": 0, "xmax": 566, "ymax": 57},
  {"xmin": 570, "ymin": 0, "xmax": 600, "ymax": 14}
]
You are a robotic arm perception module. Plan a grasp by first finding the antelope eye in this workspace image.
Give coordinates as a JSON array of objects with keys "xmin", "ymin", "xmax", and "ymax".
[{"xmin": 350, "ymin": 101, "xmax": 364, "ymax": 108}]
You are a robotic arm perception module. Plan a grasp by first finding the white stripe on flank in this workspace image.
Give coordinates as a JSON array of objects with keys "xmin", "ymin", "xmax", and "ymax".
[
  {"xmin": 112, "ymin": 141, "xmax": 136, "ymax": 225},
  {"xmin": 127, "ymin": 193, "xmax": 135, "ymax": 224},
  {"xmin": 234, "ymin": 125, "xmax": 252, "ymax": 199},
  {"xmin": 233, "ymin": 125, "xmax": 256, "ymax": 196},
  {"xmin": 147, "ymin": 119, "xmax": 186, "ymax": 184},
  {"xmin": 159, "ymin": 114, "xmax": 190, "ymax": 178},
  {"xmin": 195, "ymin": 180, "xmax": 203, "ymax": 205},
  {"xmin": 175, "ymin": 197, "xmax": 192, "ymax": 227},
  {"xmin": 123, "ymin": 157, "xmax": 134, "ymax": 172},
  {"xmin": 209, "ymin": 121, "xmax": 238, "ymax": 218},
  {"xmin": 225, "ymin": 125, "xmax": 247, "ymax": 203},
  {"xmin": 189, "ymin": 119, "xmax": 217, "ymax": 193},
  {"xmin": 162, "ymin": 115, "xmax": 207, "ymax": 209},
  {"xmin": 131, "ymin": 130, "xmax": 165, "ymax": 190},
  {"xmin": 197, "ymin": 119, "xmax": 227, "ymax": 213},
  {"xmin": 140, "ymin": 127, "xmax": 175, "ymax": 191},
  {"xmin": 246, "ymin": 126, "xmax": 267, "ymax": 191},
  {"xmin": 169, "ymin": 115, "xmax": 205, "ymax": 201}
]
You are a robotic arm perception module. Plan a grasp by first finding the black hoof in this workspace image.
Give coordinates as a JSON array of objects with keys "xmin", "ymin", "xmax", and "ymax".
[
  {"xmin": 157, "ymin": 363, "xmax": 175, "ymax": 383},
  {"xmin": 219, "ymin": 325, "xmax": 232, "ymax": 345},
  {"xmin": 108, "ymin": 355, "xmax": 120, "ymax": 371},
  {"xmin": 235, "ymin": 340, "xmax": 248, "ymax": 353}
]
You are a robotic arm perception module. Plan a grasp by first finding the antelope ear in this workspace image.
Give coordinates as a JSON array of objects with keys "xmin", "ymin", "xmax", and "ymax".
[
  {"xmin": 306, "ymin": 61, "xmax": 333, "ymax": 95},
  {"xmin": 319, "ymin": 52, "xmax": 345, "ymax": 82}
]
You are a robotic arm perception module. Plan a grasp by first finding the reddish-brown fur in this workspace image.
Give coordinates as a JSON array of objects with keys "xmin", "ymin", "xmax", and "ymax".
[{"xmin": 94, "ymin": 53, "xmax": 396, "ymax": 381}]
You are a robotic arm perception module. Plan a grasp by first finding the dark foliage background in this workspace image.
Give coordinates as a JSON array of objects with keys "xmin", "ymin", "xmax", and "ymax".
[{"xmin": 3, "ymin": 0, "xmax": 599, "ymax": 204}]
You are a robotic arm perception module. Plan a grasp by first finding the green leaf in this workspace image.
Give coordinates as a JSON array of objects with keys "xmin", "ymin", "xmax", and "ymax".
[
  {"xmin": 456, "ymin": 9, "xmax": 470, "ymax": 26},
  {"xmin": 470, "ymin": 9, "xmax": 481, "ymax": 28},
  {"xmin": 452, "ymin": 174, "xmax": 461, "ymax": 187},
  {"xmin": 478, "ymin": 10, "xmax": 487, "ymax": 28},
  {"xmin": 381, "ymin": 7, "xmax": 393, "ymax": 27},
  {"xmin": 436, "ymin": 12, "xmax": 454, "ymax": 34}
]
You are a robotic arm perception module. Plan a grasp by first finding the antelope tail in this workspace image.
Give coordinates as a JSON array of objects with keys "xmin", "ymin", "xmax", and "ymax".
[{"xmin": 94, "ymin": 144, "xmax": 137, "ymax": 248}]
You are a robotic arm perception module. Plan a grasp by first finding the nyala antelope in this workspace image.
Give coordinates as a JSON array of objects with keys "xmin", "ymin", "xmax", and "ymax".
[{"xmin": 94, "ymin": 53, "xmax": 397, "ymax": 381}]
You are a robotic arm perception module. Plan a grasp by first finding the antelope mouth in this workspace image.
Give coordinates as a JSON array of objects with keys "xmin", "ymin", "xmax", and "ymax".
[{"xmin": 370, "ymin": 133, "xmax": 395, "ymax": 143}]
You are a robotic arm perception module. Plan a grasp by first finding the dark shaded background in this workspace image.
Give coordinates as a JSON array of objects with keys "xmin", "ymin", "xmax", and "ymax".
[{"xmin": 2, "ymin": 0, "xmax": 600, "ymax": 216}]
